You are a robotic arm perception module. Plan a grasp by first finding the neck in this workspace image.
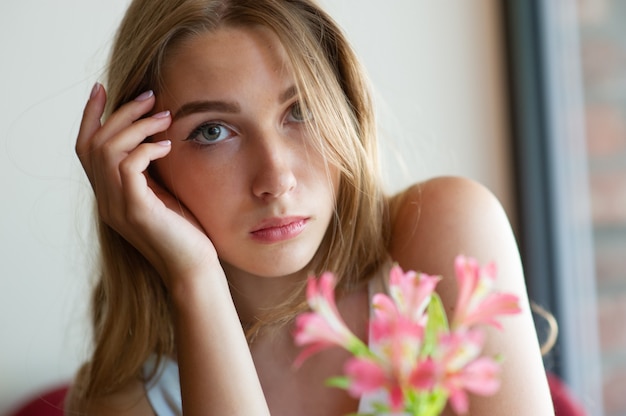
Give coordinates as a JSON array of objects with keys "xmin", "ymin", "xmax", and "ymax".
[{"xmin": 223, "ymin": 264, "xmax": 307, "ymax": 329}]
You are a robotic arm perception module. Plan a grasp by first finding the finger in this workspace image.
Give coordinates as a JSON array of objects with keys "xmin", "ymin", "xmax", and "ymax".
[
  {"xmin": 95, "ymin": 139, "xmax": 171, "ymax": 227},
  {"xmin": 118, "ymin": 140, "xmax": 173, "ymax": 209},
  {"xmin": 94, "ymin": 113, "xmax": 171, "ymax": 210},
  {"xmin": 94, "ymin": 90, "xmax": 160, "ymax": 148},
  {"xmin": 100, "ymin": 111, "xmax": 172, "ymax": 164},
  {"xmin": 76, "ymin": 82, "xmax": 106, "ymax": 159},
  {"xmin": 119, "ymin": 140, "xmax": 172, "ymax": 194},
  {"xmin": 121, "ymin": 145, "xmax": 209, "ymax": 257},
  {"xmin": 81, "ymin": 109, "xmax": 171, "ymax": 200}
]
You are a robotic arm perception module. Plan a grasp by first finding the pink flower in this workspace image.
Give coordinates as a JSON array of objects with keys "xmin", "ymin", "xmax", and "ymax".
[
  {"xmin": 344, "ymin": 356, "xmax": 437, "ymax": 412},
  {"xmin": 369, "ymin": 267, "xmax": 439, "ymax": 381},
  {"xmin": 433, "ymin": 330, "xmax": 501, "ymax": 414},
  {"xmin": 292, "ymin": 258, "xmax": 520, "ymax": 415},
  {"xmin": 293, "ymin": 272, "xmax": 364, "ymax": 366},
  {"xmin": 388, "ymin": 265, "xmax": 440, "ymax": 322},
  {"xmin": 369, "ymin": 294, "xmax": 425, "ymax": 389},
  {"xmin": 452, "ymin": 255, "xmax": 521, "ymax": 330},
  {"xmin": 371, "ymin": 293, "xmax": 424, "ymax": 352},
  {"xmin": 344, "ymin": 357, "xmax": 402, "ymax": 410},
  {"xmin": 344, "ymin": 266, "xmax": 440, "ymax": 411}
]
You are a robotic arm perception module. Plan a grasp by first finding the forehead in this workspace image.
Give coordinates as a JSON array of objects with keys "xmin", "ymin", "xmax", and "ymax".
[{"xmin": 160, "ymin": 26, "xmax": 294, "ymax": 99}]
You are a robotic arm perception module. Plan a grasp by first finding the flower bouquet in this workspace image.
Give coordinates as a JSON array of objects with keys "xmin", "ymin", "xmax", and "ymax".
[{"xmin": 293, "ymin": 255, "xmax": 521, "ymax": 415}]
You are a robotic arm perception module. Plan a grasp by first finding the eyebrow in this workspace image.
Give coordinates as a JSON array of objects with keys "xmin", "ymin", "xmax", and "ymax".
[
  {"xmin": 172, "ymin": 85, "xmax": 298, "ymax": 121},
  {"xmin": 279, "ymin": 85, "xmax": 297, "ymax": 104},
  {"xmin": 173, "ymin": 101, "xmax": 240, "ymax": 120}
]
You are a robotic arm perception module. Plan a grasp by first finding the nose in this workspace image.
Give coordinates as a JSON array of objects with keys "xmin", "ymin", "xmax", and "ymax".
[{"xmin": 251, "ymin": 132, "xmax": 297, "ymax": 201}]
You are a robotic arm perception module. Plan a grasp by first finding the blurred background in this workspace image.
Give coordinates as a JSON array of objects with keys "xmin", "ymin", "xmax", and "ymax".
[
  {"xmin": 578, "ymin": 1, "xmax": 626, "ymax": 414},
  {"xmin": 0, "ymin": 1, "xmax": 624, "ymax": 415}
]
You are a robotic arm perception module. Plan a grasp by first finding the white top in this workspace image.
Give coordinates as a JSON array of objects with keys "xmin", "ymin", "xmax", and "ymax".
[{"xmin": 142, "ymin": 264, "xmax": 392, "ymax": 415}]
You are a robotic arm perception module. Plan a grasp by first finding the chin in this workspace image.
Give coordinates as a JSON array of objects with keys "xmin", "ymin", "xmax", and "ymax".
[
  {"xmin": 222, "ymin": 249, "xmax": 318, "ymax": 280},
  {"xmin": 247, "ymin": 259, "xmax": 313, "ymax": 279}
]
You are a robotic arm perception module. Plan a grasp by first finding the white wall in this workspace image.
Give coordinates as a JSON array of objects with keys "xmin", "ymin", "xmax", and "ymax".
[
  {"xmin": 319, "ymin": 0, "xmax": 514, "ymax": 209},
  {"xmin": 0, "ymin": 1, "xmax": 512, "ymax": 413},
  {"xmin": 0, "ymin": 1, "xmax": 131, "ymax": 412}
]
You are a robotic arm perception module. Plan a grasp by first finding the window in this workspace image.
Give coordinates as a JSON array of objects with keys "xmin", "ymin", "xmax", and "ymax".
[
  {"xmin": 503, "ymin": 1, "xmax": 605, "ymax": 414},
  {"xmin": 578, "ymin": 1, "xmax": 626, "ymax": 415}
]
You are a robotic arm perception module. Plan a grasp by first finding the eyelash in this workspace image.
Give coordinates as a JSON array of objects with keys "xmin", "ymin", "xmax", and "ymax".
[
  {"xmin": 185, "ymin": 121, "xmax": 236, "ymax": 146},
  {"xmin": 286, "ymin": 101, "xmax": 312, "ymax": 123},
  {"xmin": 184, "ymin": 101, "xmax": 310, "ymax": 146}
]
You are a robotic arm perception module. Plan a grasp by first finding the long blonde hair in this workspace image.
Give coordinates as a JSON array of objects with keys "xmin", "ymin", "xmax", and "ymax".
[{"xmin": 74, "ymin": 0, "xmax": 390, "ymax": 404}]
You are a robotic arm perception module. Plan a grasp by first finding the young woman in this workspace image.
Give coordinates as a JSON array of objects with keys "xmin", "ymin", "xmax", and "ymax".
[{"xmin": 67, "ymin": 0, "xmax": 554, "ymax": 414}]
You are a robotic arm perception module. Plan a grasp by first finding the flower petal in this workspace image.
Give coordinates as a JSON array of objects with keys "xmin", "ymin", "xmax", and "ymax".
[
  {"xmin": 459, "ymin": 357, "xmax": 501, "ymax": 396},
  {"xmin": 452, "ymin": 256, "xmax": 521, "ymax": 330},
  {"xmin": 389, "ymin": 385, "xmax": 405, "ymax": 412},
  {"xmin": 293, "ymin": 342, "xmax": 332, "ymax": 368},
  {"xmin": 454, "ymin": 255, "xmax": 480, "ymax": 319},
  {"xmin": 344, "ymin": 357, "xmax": 389, "ymax": 396},
  {"xmin": 462, "ymin": 293, "xmax": 521, "ymax": 329},
  {"xmin": 408, "ymin": 358, "xmax": 438, "ymax": 390},
  {"xmin": 389, "ymin": 265, "xmax": 440, "ymax": 321},
  {"xmin": 448, "ymin": 387, "xmax": 470, "ymax": 415}
]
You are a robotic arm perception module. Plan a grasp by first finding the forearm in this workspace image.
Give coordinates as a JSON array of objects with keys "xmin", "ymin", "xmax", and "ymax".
[{"xmin": 171, "ymin": 268, "xmax": 270, "ymax": 416}]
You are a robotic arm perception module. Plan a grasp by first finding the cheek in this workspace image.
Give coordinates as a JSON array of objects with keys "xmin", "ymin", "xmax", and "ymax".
[
  {"xmin": 320, "ymin": 162, "xmax": 341, "ymax": 203},
  {"xmin": 151, "ymin": 151, "xmax": 237, "ymax": 215}
]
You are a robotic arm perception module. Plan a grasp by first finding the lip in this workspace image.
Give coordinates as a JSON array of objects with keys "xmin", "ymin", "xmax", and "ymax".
[{"xmin": 250, "ymin": 216, "xmax": 309, "ymax": 243}]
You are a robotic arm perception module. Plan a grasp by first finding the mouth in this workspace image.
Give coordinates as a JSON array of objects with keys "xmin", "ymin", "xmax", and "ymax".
[{"xmin": 250, "ymin": 216, "xmax": 309, "ymax": 243}]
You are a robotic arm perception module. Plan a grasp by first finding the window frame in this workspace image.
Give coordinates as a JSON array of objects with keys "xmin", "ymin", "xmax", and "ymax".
[{"xmin": 502, "ymin": 0, "xmax": 603, "ymax": 412}]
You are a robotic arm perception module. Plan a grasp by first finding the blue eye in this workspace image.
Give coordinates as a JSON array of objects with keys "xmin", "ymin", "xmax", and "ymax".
[
  {"xmin": 287, "ymin": 102, "xmax": 312, "ymax": 122},
  {"xmin": 186, "ymin": 122, "xmax": 234, "ymax": 145}
]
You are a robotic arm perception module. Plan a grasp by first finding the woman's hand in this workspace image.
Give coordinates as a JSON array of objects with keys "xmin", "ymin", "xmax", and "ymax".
[
  {"xmin": 75, "ymin": 84, "xmax": 219, "ymax": 288},
  {"xmin": 74, "ymin": 84, "xmax": 269, "ymax": 416}
]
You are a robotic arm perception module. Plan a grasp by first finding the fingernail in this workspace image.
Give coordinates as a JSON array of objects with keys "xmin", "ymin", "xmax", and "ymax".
[
  {"xmin": 90, "ymin": 82, "xmax": 101, "ymax": 100},
  {"xmin": 152, "ymin": 110, "xmax": 170, "ymax": 119},
  {"xmin": 135, "ymin": 90, "xmax": 154, "ymax": 102},
  {"xmin": 157, "ymin": 139, "xmax": 171, "ymax": 146}
]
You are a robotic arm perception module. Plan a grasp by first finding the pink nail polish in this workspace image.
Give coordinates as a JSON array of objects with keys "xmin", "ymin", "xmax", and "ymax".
[
  {"xmin": 135, "ymin": 90, "xmax": 154, "ymax": 102},
  {"xmin": 152, "ymin": 110, "xmax": 170, "ymax": 119},
  {"xmin": 90, "ymin": 82, "xmax": 101, "ymax": 100}
]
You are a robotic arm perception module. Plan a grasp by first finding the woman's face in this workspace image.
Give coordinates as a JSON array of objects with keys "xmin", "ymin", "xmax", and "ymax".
[{"xmin": 152, "ymin": 26, "xmax": 339, "ymax": 280}]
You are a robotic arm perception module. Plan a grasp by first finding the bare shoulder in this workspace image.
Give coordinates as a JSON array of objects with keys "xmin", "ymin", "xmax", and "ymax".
[
  {"xmin": 65, "ymin": 378, "xmax": 154, "ymax": 416},
  {"xmin": 388, "ymin": 175, "xmax": 524, "ymax": 322},
  {"xmin": 388, "ymin": 176, "xmax": 555, "ymax": 415},
  {"xmin": 388, "ymin": 176, "xmax": 517, "ymax": 281}
]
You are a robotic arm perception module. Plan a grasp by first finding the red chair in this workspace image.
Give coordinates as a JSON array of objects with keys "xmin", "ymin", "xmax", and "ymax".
[
  {"xmin": 8, "ymin": 384, "xmax": 68, "ymax": 416},
  {"xmin": 547, "ymin": 372, "xmax": 588, "ymax": 416},
  {"xmin": 7, "ymin": 373, "xmax": 585, "ymax": 415}
]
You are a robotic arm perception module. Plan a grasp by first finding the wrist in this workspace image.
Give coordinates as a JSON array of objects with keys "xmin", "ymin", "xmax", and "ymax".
[{"xmin": 167, "ymin": 262, "xmax": 230, "ymax": 309}]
